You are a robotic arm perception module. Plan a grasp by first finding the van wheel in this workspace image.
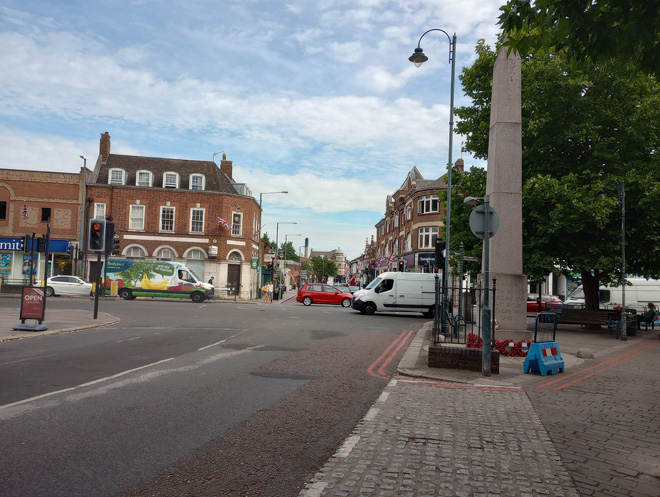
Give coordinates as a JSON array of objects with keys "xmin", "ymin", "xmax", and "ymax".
[
  {"xmin": 302, "ymin": 296, "xmax": 312, "ymax": 306},
  {"xmin": 423, "ymin": 306, "xmax": 435, "ymax": 318},
  {"xmin": 341, "ymin": 298, "xmax": 351, "ymax": 308},
  {"xmin": 191, "ymin": 292, "xmax": 205, "ymax": 303},
  {"xmin": 363, "ymin": 303, "xmax": 376, "ymax": 315},
  {"xmin": 119, "ymin": 289, "xmax": 132, "ymax": 300}
]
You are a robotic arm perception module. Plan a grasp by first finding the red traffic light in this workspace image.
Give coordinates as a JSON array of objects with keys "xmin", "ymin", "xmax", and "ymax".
[{"xmin": 91, "ymin": 222, "xmax": 101, "ymax": 231}]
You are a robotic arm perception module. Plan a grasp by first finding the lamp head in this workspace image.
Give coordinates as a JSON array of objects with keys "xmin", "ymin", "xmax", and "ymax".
[
  {"xmin": 463, "ymin": 196, "xmax": 481, "ymax": 206},
  {"xmin": 409, "ymin": 48, "xmax": 428, "ymax": 67}
]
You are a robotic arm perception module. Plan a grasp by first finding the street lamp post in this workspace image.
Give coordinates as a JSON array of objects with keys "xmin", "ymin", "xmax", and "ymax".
[
  {"xmin": 603, "ymin": 179, "xmax": 627, "ymax": 341},
  {"xmin": 257, "ymin": 191, "xmax": 288, "ymax": 297},
  {"xmin": 284, "ymin": 234, "xmax": 301, "ymax": 289},
  {"xmin": 410, "ymin": 28, "xmax": 457, "ymax": 331}
]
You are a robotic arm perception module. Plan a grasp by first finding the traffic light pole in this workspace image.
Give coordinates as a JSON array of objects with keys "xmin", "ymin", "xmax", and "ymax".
[{"xmin": 93, "ymin": 251, "xmax": 101, "ymax": 319}]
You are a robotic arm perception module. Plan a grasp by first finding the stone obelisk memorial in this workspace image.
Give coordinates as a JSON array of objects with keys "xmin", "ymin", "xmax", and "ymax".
[{"xmin": 484, "ymin": 43, "xmax": 529, "ymax": 340}]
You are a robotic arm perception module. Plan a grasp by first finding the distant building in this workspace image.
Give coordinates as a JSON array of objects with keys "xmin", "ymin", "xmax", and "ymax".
[
  {"xmin": 85, "ymin": 132, "xmax": 260, "ymax": 299},
  {"xmin": 309, "ymin": 248, "xmax": 346, "ymax": 280}
]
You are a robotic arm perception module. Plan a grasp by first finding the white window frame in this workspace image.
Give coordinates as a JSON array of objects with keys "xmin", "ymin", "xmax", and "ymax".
[
  {"xmin": 93, "ymin": 202, "xmax": 106, "ymax": 220},
  {"xmin": 126, "ymin": 245, "xmax": 146, "ymax": 258},
  {"xmin": 136, "ymin": 170, "xmax": 153, "ymax": 187},
  {"xmin": 163, "ymin": 172, "xmax": 179, "ymax": 189},
  {"xmin": 231, "ymin": 211, "xmax": 243, "ymax": 237},
  {"xmin": 189, "ymin": 174, "xmax": 205, "ymax": 191},
  {"xmin": 394, "ymin": 214, "xmax": 399, "ymax": 228},
  {"xmin": 190, "ymin": 208, "xmax": 205, "ymax": 233},
  {"xmin": 418, "ymin": 227, "xmax": 438, "ymax": 249},
  {"xmin": 406, "ymin": 205, "xmax": 411, "ymax": 221},
  {"xmin": 129, "ymin": 205, "xmax": 145, "ymax": 231},
  {"xmin": 108, "ymin": 168, "xmax": 126, "ymax": 185},
  {"xmin": 160, "ymin": 206, "xmax": 175, "ymax": 232},
  {"xmin": 418, "ymin": 195, "xmax": 439, "ymax": 214},
  {"xmin": 406, "ymin": 233, "xmax": 412, "ymax": 252}
]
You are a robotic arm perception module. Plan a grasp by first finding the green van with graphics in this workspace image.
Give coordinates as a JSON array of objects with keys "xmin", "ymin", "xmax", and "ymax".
[{"xmin": 103, "ymin": 259, "xmax": 215, "ymax": 303}]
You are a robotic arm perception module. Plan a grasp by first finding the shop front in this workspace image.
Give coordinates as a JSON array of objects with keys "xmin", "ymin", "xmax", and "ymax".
[{"xmin": 0, "ymin": 237, "xmax": 74, "ymax": 286}]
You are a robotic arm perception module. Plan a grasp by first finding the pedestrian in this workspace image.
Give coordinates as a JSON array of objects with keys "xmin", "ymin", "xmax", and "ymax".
[
  {"xmin": 262, "ymin": 284, "xmax": 269, "ymax": 303},
  {"xmin": 208, "ymin": 276, "xmax": 215, "ymax": 285},
  {"xmin": 636, "ymin": 302, "xmax": 658, "ymax": 330},
  {"xmin": 267, "ymin": 281, "xmax": 274, "ymax": 303}
]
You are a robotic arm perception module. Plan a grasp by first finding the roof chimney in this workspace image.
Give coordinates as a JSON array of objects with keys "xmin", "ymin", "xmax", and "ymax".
[
  {"xmin": 100, "ymin": 132, "xmax": 111, "ymax": 163},
  {"xmin": 220, "ymin": 152, "xmax": 233, "ymax": 180}
]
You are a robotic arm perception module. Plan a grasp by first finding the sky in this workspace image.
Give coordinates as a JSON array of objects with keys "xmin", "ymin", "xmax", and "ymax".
[{"xmin": 0, "ymin": 0, "xmax": 503, "ymax": 261}]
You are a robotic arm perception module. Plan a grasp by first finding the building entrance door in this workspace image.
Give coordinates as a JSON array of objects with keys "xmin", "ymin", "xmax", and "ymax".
[{"xmin": 227, "ymin": 264, "xmax": 241, "ymax": 296}]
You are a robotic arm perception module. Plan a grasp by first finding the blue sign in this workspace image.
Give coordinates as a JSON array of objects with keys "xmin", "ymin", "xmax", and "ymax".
[
  {"xmin": 418, "ymin": 253, "xmax": 436, "ymax": 266},
  {"xmin": 0, "ymin": 237, "xmax": 70, "ymax": 253}
]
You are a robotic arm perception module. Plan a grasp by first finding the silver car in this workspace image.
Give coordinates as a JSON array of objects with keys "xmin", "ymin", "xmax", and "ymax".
[{"xmin": 35, "ymin": 276, "xmax": 93, "ymax": 297}]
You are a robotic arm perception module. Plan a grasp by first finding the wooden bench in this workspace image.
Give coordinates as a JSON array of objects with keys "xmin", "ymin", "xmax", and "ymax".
[{"xmin": 558, "ymin": 308, "xmax": 636, "ymax": 335}]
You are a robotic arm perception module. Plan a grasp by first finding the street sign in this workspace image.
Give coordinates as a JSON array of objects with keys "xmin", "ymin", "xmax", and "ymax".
[{"xmin": 469, "ymin": 204, "xmax": 499, "ymax": 239}]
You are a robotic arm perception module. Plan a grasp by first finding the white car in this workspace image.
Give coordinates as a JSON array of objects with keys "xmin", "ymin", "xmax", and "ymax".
[{"xmin": 35, "ymin": 276, "xmax": 93, "ymax": 297}]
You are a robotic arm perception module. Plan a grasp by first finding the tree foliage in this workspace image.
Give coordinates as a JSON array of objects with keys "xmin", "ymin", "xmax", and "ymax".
[
  {"xmin": 306, "ymin": 256, "xmax": 337, "ymax": 281},
  {"xmin": 454, "ymin": 40, "xmax": 660, "ymax": 308},
  {"xmin": 279, "ymin": 241, "xmax": 300, "ymax": 262},
  {"xmin": 499, "ymin": 0, "xmax": 660, "ymax": 76}
]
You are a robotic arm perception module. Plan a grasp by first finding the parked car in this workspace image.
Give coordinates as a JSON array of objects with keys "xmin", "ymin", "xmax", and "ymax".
[
  {"xmin": 296, "ymin": 283, "xmax": 353, "ymax": 307},
  {"xmin": 35, "ymin": 276, "xmax": 93, "ymax": 297},
  {"xmin": 527, "ymin": 293, "xmax": 562, "ymax": 313}
]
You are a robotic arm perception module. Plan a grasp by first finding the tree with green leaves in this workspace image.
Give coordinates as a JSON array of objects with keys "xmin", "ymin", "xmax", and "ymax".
[
  {"xmin": 279, "ymin": 241, "xmax": 300, "ymax": 262},
  {"xmin": 454, "ymin": 40, "xmax": 660, "ymax": 309},
  {"xmin": 499, "ymin": 0, "xmax": 660, "ymax": 76},
  {"xmin": 261, "ymin": 233, "xmax": 273, "ymax": 250},
  {"xmin": 306, "ymin": 256, "xmax": 337, "ymax": 282}
]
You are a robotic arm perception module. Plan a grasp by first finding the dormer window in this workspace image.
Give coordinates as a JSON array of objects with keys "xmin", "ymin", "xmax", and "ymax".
[
  {"xmin": 190, "ymin": 174, "xmax": 205, "ymax": 191},
  {"xmin": 108, "ymin": 168, "xmax": 126, "ymax": 185},
  {"xmin": 136, "ymin": 170, "xmax": 153, "ymax": 187},
  {"xmin": 163, "ymin": 172, "xmax": 179, "ymax": 189}
]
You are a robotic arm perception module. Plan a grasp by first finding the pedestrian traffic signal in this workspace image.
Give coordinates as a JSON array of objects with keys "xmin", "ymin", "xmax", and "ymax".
[{"xmin": 88, "ymin": 219, "xmax": 106, "ymax": 252}]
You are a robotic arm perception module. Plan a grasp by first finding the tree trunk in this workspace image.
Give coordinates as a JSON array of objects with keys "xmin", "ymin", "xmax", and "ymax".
[
  {"xmin": 581, "ymin": 269, "xmax": 601, "ymax": 311},
  {"xmin": 580, "ymin": 269, "xmax": 603, "ymax": 330}
]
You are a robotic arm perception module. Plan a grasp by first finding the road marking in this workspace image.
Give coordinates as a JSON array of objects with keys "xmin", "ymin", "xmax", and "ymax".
[
  {"xmin": 367, "ymin": 329, "xmax": 413, "ymax": 379},
  {"xmin": 198, "ymin": 339, "xmax": 226, "ymax": 351},
  {"xmin": 116, "ymin": 336, "xmax": 141, "ymax": 343},
  {"xmin": 336, "ymin": 435, "xmax": 361, "ymax": 458},
  {"xmin": 364, "ymin": 407, "xmax": 380, "ymax": 421},
  {"xmin": 300, "ymin": 481, "xmax": 328, "ymax": 497},
  {"xmin": 0, "ymin": 357, "xmax": 175, "ymax": 410}
]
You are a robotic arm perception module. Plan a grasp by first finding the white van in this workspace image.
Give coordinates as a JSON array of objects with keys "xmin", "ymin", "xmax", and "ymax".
[
  {"xmin": 351, "ymin": 271, "xmax": 437, "ymax": 316},
  {"xmin": 564, "ymin": 277, "xmax": 660, "ymax": 311}
]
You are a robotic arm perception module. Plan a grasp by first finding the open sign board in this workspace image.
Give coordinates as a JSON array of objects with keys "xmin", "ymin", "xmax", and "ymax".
[{"xmin": 20, "ymin": 287, "xmax": 46, "ymax": 321}]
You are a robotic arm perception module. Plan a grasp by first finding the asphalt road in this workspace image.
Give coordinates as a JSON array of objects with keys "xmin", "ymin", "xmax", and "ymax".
[{"xmin": 0, "ymin": 297, "xmax": 425, "ymax": 497}]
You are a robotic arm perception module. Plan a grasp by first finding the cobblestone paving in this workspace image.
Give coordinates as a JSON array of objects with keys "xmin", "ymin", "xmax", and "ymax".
[
  {"xmin": 527, "ymin": 340, "xmax": 660, "ymax": 497},
  {"xmin": 300, "ymin": 379, "xmax": 579, "ymax": 497}
]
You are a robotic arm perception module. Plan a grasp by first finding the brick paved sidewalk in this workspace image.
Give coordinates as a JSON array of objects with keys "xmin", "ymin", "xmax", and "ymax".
[{"xmin": 299, "ymin": 378, "xmax": 579, "ymax": 497}]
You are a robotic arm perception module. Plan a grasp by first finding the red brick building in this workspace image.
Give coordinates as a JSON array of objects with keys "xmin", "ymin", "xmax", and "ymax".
[
  {"xmin": 0, "ymin": 168, "xmax": 86, "ymax": 285},
  {"xmin": 86, "ymin": 132, "xmax": 260, "ymax": 299},
  {"xmin": 373, "ymin": 159, "xmax": 464, "ymax": 276}
]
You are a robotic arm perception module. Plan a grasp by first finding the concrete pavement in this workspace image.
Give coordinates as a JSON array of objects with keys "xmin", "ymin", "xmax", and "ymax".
[{"xmin": 2, "ymin": 293, "xmax": 659, "ymax": 496}]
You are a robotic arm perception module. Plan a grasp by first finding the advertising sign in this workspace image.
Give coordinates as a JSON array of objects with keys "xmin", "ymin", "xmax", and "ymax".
[
  {"xmin": 22, "ymin": 254, "xmax": 37, "ymax": 275},
  {"xmin": 20, "ymin": 287, "xmax": 46, "ymax": 321},
  {"xmin": 0, "ymin": 253, "xmax": 11, "ymax": 273}
]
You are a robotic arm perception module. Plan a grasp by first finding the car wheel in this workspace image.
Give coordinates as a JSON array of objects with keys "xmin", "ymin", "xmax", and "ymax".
[
  {"xmin": 191, "ymin": 292, "xmax": 205, "ymax": 303},
  {"xmin": 364, "ymin": 303, "xmax": 376, "ymax": 315},
  {"xmin": 45, "ymin": 287, "xmax": 55, "ymax": 297},
  {"xmin": 341, "ymin": 298, "xmax": 351, "ymax": 308},
  {"xmin": 118, "ymin": 288, "xmax": 132, "ymax": 300},
  {"xmin": 302, "ymin": 296, "xmax": 312, "ymax": 306}
]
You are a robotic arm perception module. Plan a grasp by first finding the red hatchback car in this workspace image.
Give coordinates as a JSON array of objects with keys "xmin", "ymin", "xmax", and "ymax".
[
  {"xmin": 527, "ymin": 294, "xmax": 562, "ymax": 314},
  {"xmin": 296, "ymin": 283, "xmax": 353, "ymax": 307}
]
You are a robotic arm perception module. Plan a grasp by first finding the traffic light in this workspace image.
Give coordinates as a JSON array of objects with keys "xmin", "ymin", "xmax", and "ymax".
[
  {"xmin": 112, "ymin": 236, "xmax": 120, "ymax": 256},
  {"xmin": 104, "ymin": 222, "xmax": 115, "ymax": 255},
  {"xmin": 435, "ymin": 238, "xmax": 446, "ymax": 270},
  {"xmin": 67, "ymin": 244, "xmax": 74, "ymax": 260},
  {"xmin": 88, "ymin": 219, "xmax": 106, "ymax": 252},
  {"xmin": 398, "ymin": 260, "xmax": 405, "ymax": 272},
  {"xmin": 36, "ymin": 236, "xmax": 46, "ymax": 253},
  {"xmin": 267, "ymin": 262, "xmax": 273, "ymax": 273},
  {"xmin": 22, "ymin": 234, "xmax": 31, "ymax": 253}
]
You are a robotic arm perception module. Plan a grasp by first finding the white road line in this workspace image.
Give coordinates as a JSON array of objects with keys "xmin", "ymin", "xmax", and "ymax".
[
  {"xmin": 336, "ymin": 435, "xmax": 361, "ymax": 458},
  {"xmin": 198, "ymin": 339, "xmax": 226, "ymax": 351},
  {"xmin": 0, "ymin": 358, "xmax": 176, "ymax": 411}
]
